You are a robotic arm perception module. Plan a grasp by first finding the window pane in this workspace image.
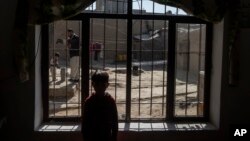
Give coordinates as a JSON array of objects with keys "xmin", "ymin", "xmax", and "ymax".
[
  {"xmin": 89, "ymin": 18, "xmax": 127, "ymax": 120},
  {"xmin": 46, "ymin": 2, "xmax": 210, "ymax": 121},
  {"xmin": 174, "ymin": 24, "xmax": 206, "ymax": 117},
  {"xmin": 132, "ymin": 0, "xmax": 188, "ymax": 15},
  {"xmin": 131, "ymin": 20, "xmax": 168, "ymax": 120},
  {"xmin": 84, "ymin": 0, "xmax": 128, "ymax": 14},
  {"xmin": 48, "ymin": 20, "xmax": 82, "ymax": 117}
]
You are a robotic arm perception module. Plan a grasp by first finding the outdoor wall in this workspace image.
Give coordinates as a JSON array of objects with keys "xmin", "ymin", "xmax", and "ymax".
[{"xmin": 51, "ymin": 19, "xmax": 205, "ymax": 75}]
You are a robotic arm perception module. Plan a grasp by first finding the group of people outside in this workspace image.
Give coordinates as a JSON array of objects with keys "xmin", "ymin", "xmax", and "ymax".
[{"xmin": 50, "ymin": 28, "xmax": 80, "ymax": 82}]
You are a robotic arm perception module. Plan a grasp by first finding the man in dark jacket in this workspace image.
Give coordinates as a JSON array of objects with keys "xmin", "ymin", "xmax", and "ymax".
[{"xmin": 67, "ymin": 28, "xmax": 80, "ymax": 82}]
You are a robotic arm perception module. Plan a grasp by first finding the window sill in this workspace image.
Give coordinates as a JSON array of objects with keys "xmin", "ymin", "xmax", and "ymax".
[{"xmin": 36, "ymin": 122, "xmax": 217, "ymax": 132}]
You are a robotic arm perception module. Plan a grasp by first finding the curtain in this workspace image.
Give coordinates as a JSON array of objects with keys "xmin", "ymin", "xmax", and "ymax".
[
  {"xmin": 26, "ymin": 0, "xmax": 95, "ymax": 25},
  {"xmin": 14, "ymin": 0, "xmax": 95, "ymax": 82}
]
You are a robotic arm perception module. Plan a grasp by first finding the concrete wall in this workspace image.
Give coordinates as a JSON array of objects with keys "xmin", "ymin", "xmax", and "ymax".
[
  {"xmin": 51, "ymin": 19, "xmax": 205, "ymax": 74},
  {"xmin": 1, "ymin": 1, "xmax": 250, "ymax": 141}
]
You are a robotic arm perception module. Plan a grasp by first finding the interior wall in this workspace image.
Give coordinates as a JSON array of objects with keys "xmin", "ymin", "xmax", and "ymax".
[
  {"xmin": 219, "ymin": 0, "xmax": 250, "ymax": 140},
  {"xmin": 34, "ymin": 25, "xmax": 43, "ymax": 130},
  {"xmin": 210, "ymin": 21, "xmax": 224, "ymax": 128},
  {"xmin": 0, "ymin": 1, "xmax": 36, "ymax": 141},
  {"xmin": 0, "ymin": 1, "xmax": 18, "ymax": 139}
]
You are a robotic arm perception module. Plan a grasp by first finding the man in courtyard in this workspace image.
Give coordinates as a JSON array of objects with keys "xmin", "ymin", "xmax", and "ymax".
[{"xmin": 67, "ymin": 28, "xmax": 80, "ymax": 82}]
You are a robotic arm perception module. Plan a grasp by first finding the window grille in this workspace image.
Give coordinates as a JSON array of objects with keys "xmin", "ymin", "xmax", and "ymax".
[{"xmin": 44, "ymin": 0, "xmax": 211, "ymax": 122}]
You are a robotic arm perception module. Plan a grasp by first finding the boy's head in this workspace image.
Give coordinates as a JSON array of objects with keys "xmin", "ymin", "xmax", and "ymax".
[{"xmin": 91, "ymin": 71, "xmax": 109, "ymax": 93}]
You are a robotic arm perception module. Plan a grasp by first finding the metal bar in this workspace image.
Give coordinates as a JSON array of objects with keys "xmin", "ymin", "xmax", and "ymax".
[
  {"xmin": 126, "ymin": 0, "xmax": 132, "ymax": 122},
  {"xmin": 115, "ymin": 18, "xmax": 118, "ymax": 101},
  {"xmin": 138, "ymin": 19, "xmax": 142, "ymax": 116},
  {"xmin": 104, "ymin": 0, "xmax": 107, "ymax": 13},
  {"xmin": 196, "ymin": 24, "xmax": 202, "ymax": 116},
  {"xmin": 90, "ymin": 19, "xmax": 93, "ymax": 94},
  {"xmin": 141, "ymin": 0, "xmax": 143, "ymax": 14},
  {"xmin": 52, "ymin": 22, "xmax": 56, "ymax": 117},
  {"xmin": 162, "ymin": 19, "xmax": 167, "ymax": 116},
  {"xmin": 176, "ymin": 8, "xmax": 179, "ymax": 15},
  {"xmin": 69, "ymin": 13, "xmax": 209, "ymax": 24},
  {"xmin": 103, "ymin": 18, "xmax": 106, "ymax": 70},
  {"xmin": 165, "ymin": 3, "xmax": 167, "ymax": 15},
  {"xmin": 153, "ymin": 0, "xmax": 155, "ymax": 15},
  {"xmin": 116, "ymin": 0, "xmax": 119, "ymax": 14},
  {"xmin": 47, "ymin": 117, "xmax": 81, "ymax": 122},
  {"xmin": 91, "ymin": 0, "xmax": 94, "ymax": 12},
  {"xmin": 65, "ymin": 22, "xmax": 69, "ymax": 113},
  {"xmin": 166, "ymin": 20, "xmax": 176, "ymax": 121},
  {"xmin": 184, "ymin": 24, "xmax": 191, "ymax": 116},
  {"xmin": 131, "ymin": 102, "xmax": 167, "ymax": 104},
  {"xmin": 66, "ymin": 21, "xmax": 69, "ymax": 117},
  {"xmin": 78, "ymin": 21, "xmax": 81, "ymax": 116},
  {"xmin": 150, "ymin": 19, "xmax": 155, "ymax": 115},
  {"xmin": 171, "ymin": 116, "xmax": 207, "ymax": 122}
]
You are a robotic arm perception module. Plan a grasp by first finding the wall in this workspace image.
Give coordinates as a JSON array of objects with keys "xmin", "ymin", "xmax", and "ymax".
[
  {"xmin": 0, "ymin": 1, "xmax": 36, "ymax": 141},
  {"xmin": 210, "ymin": 21, "xmax": 224, "ymax": 128},
  {"xmin": 219, "ymin": 0, "xmax": 250, "ymax": 139}
]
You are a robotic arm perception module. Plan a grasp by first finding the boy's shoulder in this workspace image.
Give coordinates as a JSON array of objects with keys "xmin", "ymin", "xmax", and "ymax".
[
  {"xmin": 85, "ymin": 92, "xmax": 114, "ymax": 99},
  {"xmin": 104, "ymin": 92, "xmax": 115, "ymax": 101}
]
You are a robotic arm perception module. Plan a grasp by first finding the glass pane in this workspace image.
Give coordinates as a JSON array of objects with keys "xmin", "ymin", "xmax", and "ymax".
[
  {"xmin": 132, "ymin": 0, "xmax": 188, "ymax": 15},
  {"xmin": 84, "ymin": 0, "xmax": 128, "ymax": 14},
  {"xmin": 174, "ymin": 24, "xmax": 206, "ymax": 117},
  {"xmin": 48, "ymin": 20, "xmax": 82, "ymax": 117},
  {"xmin": 131, "ymin": 19, "xmax": 168, "ymax": 120},
  {"xmin": 89, "ymin": 18, "xmax": 127, "ymax": 120}
]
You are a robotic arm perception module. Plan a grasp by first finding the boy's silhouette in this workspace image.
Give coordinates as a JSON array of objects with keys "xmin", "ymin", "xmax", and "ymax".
[{"xmin": 82, "ymin": 71, "xmax": 118, "ymax": 141}]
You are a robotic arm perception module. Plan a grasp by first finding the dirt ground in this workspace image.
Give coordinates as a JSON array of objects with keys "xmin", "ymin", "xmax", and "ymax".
[{"xmin": 49, "ymin": 64, "xmax": 203, "ymax": 119}]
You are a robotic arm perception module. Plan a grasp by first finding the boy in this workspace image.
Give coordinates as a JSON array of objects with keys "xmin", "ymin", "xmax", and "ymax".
[
  {"xmin": 50, "ymin": 52, "xmax": 60, "ymax": 81},
  {"xmin": 82, "ymin": 71, "xmax": 118, "ymax": 141}
]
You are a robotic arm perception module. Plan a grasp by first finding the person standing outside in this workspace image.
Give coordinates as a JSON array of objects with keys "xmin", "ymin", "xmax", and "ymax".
[
  {"xmin": 50, "ymin": 52, "xmax": 60, "ymax": 81},
  {"xmin": 82, "ymin": 71, "xmax": 118, "ymax": 141},
  {"xmin": 67, "ymin": 28, "xmax": 80, "ymax": 82}
]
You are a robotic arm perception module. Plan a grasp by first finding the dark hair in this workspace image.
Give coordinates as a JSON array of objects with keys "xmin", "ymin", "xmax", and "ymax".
[
  {"xmin": 55, "ymin": 52, "xmax": 60, "ymax": 57},
  {"xmin": 67, "ymin": 28, "xmax": 73, "ymax": 32},
  {"xmin": 91, "ymin": 71, "xmax": 109, "ymax": 84}
]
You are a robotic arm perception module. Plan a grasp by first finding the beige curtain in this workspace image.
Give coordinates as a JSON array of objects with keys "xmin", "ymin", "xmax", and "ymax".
[
  {"xmin": 14, "ymin": 0, "xmax": 95, "ymax": 82},
  {"xmin": 26, "ymin": 0, "xmax": 95, "ymax": 25}
]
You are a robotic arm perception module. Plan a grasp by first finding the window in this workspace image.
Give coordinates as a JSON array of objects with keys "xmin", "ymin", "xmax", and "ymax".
[{"xmin": 43, "ymin": 0, "xmax": 211, "ymax": 122}]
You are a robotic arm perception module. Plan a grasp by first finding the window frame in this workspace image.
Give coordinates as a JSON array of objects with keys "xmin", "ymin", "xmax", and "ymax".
[{"xmin": 42, "ymin": 4, "xmax": 212, "ymax": 123}]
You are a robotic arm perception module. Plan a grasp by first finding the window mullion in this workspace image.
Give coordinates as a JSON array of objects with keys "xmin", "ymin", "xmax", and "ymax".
[
  {"xmin": 81, "ymin": 17, "xmax": 90, "ymax": 104},
  {"xmin": 166, "ymin": 20, "xmax": 176, "ymax": 121},
  {"xmin": 42, "ymin": 25, "xmax": 49, "ymax": 122},
  {"xmin": 204, "ymin": 24, "xmax": 212, "ymax": 120}
]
